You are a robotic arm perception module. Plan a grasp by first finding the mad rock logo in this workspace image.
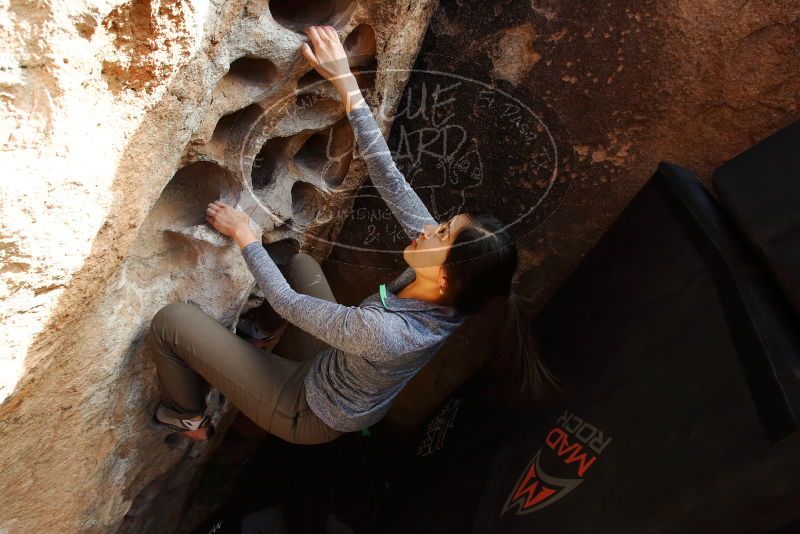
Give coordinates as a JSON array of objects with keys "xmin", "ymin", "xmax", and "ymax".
[{"xmin": 501, "ymin": 411, "xmax": 612, "ymax": 515}]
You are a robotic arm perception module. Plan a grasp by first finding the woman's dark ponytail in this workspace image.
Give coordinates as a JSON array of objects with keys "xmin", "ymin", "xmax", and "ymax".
[
  {"xmin": 486, "ymin": 291, "xmax": 562, "ymax": 406},
  {"xmin": 443, "ymin": 212, "xmax": 564, "ymax": 408}
]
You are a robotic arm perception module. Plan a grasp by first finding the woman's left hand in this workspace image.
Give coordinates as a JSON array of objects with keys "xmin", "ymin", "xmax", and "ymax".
[{"xmin": 206, "ymin": 200, "xmax": 251, "ymax": 239}]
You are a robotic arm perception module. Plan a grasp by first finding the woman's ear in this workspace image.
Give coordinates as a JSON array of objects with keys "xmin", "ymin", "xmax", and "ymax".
[{"xmin": 438, "ymin": 266, "xmax": 447, "ymax": 295}]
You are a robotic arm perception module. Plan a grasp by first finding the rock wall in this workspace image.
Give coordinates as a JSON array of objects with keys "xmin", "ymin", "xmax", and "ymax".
[
  {"xmin": 0, "ymin": 0, "xmax": 435, "ymax": 531},
  {"xmin": 323, "ymin": 0, "xmax": 800, "ymax": 311}
]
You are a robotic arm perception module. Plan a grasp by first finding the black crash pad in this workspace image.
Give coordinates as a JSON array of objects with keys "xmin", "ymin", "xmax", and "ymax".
[
  {"xmin": 713, "ymin": 119, "xmax": 800, "ymax": 320},
  {"xmin": 471, "ymin": 163, "xmax": 800, "ymax": 533}
]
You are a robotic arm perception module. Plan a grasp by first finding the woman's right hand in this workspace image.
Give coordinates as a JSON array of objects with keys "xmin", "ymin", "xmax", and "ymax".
[{"xmin": 301, "ymin": 25, "xmax": 352, "ymax": 85}]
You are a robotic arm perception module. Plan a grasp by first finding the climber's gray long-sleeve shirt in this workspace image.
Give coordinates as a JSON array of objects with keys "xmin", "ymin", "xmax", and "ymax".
[{"xmin": 240, "ymin": 104, "xmax": 466, "ymax": 432}]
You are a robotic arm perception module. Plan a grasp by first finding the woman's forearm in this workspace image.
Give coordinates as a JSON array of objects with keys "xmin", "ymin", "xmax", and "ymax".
[
  {"xmin": 333, "ymin": 73, "xmax": 366, "ymax": 113},
  {"xmin": 299, "ymin": 27, "xmax": 434, "ymax": 238},
  {"xmin": 343, "ymin": 99, "xmax": 438, "ymax": 239},
  {"xmin": 234, "ymin": 226, "xmax": 260, "ymax": 250}
]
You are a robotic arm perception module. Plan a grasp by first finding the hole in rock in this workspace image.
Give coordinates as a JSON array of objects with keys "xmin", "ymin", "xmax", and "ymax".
[
  {"xmin": 294, "ymin": 119, "xmax": 354, "ymax": 188},
  {"xmin": 159, "ymin": 162, "xmax": 241, "ymax": 228},
  {"xmin": 251, "ymin": 136, "xmax": 292, "ymax": 191},
  {"xmin": 351, "ymin": 67, "xmax": 376, "ymax": 92},
  {"xmin": 130, "ymin": 161, "xmax": 241, "ymax": 262},
  {"xmin": 344, "ymin": 24, "xmax": 376, "ymax": 68},
  {"xmin": 291, "ymin": 181, "xmax": 326, "ymax": 227},
  {"xmin": 296, "ymin": 69, "xmax": 336, "ymax": 97},
  {"xmin": 293, "ymin": 91, "xmax": 341, "ymax": 119},
  {"xmin": 270, "ymin": 0, "xmax": 356, "ymax": 31},
  {"xmin": 350, "ymin": 66, "xmax": 377, "ymax": 93},
  {"xmin": 345, "ymin": 24, "xmax": 377, "ymax": 92},
  {"xmin": 221, "ymin": 56, "xmax": 279, "ymax": 92},
  {"xmin": 209, "ymin": 104, "xmax": 266, "ymax": 158}
]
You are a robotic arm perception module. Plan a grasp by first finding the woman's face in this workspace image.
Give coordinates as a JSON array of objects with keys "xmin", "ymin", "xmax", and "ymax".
[{"xmin": 403, "ymin": 213, "xmax": 471, "ymax": 272}]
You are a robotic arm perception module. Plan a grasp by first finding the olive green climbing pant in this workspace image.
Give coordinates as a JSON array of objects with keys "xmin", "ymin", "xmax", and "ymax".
[{"xmin": 146, "ymin": 253, "xmax": 345, "ymax": 445}]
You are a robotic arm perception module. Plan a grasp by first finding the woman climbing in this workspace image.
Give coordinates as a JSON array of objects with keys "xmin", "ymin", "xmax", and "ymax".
[{"xmin": 147, "ymin": 25, "xmax": 560, "ymax": 444}]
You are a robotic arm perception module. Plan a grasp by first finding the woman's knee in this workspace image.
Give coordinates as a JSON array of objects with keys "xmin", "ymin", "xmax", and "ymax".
[
  {"xmin": 287, "ymin": 253, "xmax": 335, "ymax": 301},
  {"xmin": 289, "ymin": 417, "xmax": 345, "ymax": 445},
  {"xmin": 287, "ymin": 252, "xmax": 318, "ymax": 279},
  {"xmin": 151, "ymin": 301, "xmax": 198, "ymax": 333}
]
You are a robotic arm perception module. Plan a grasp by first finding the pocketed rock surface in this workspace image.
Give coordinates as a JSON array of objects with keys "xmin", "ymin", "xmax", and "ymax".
[{"xmin": 0, "ymin": 0, "xmax": 435, "ymax": 531}]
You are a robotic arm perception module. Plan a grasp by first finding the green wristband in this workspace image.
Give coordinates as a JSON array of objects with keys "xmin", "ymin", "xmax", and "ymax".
[{"xmin": 379, "ymin": 284, "xmax": 388, "ymax": 308}]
